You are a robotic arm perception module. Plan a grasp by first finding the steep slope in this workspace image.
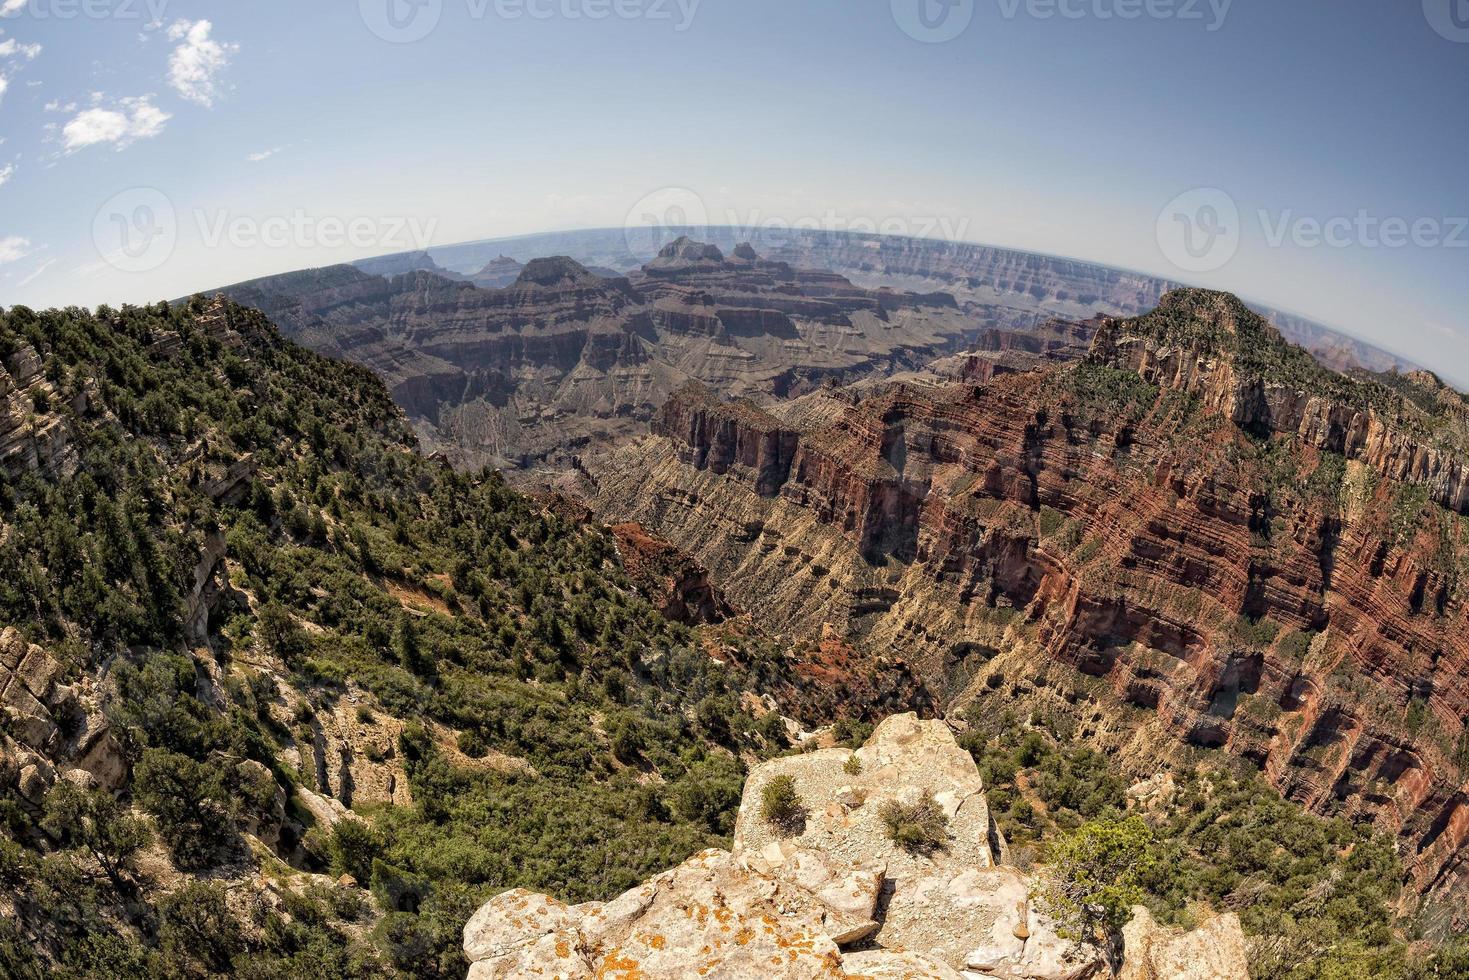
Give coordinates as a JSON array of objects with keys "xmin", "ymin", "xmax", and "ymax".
[
  {"xmin": 3, "ymin": 292, "xmax": 1462, "ymax": 979},
  {"xmin": 0, "ymin": 296, "xmax": 855, "ymax": 978},
  {"xmin": 575, "ymin": 289, "xmax": 1469, "ymax": 932}
]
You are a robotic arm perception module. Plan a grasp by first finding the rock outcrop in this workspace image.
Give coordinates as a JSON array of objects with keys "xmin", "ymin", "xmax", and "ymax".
[
  {"xmin": 462, "ymin": 850, "xmax": 873, "ymax": 979},
  {"xmin": 610, "ymin": 521, "xmax": 735, "ymax": 625},
  {"xmin": 733, "ymin": 714, "xmax": 1100, "ymax": 979},
  {"xmin": 0, "ymin": 342, "xmax": 79, "ymax": 483},
  {"xmin": 463, "ymin": 713, "xmax": 1245, "ymax": 979},
  {"xmin": 0, "ymin": 627, "xmax": 124, "ymax": 808},
  {"xmin": 1088, "ymin": 291, "xmax": 1469, "ymax": 514},
  {"xmin": 732, "ymin": 713, "xmax": 1005, "ymax": 878},
  {"xmin": 1118, "ymin": 908, "xmax": 1249, "ymax": 980},
  {"xmin": 652, "ymin": 383, "xmax": 800, "ymax": 497}
]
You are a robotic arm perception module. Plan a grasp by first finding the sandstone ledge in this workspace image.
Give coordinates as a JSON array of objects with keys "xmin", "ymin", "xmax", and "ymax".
[{"xmin": 462, "ymin": 713, "xmax": 1248, "ymax": 979}]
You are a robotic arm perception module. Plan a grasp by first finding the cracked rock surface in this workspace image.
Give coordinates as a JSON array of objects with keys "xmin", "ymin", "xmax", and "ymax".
[{"xmin": 462, "ymin": 713, "xmax": 1247, "ymax": 979}]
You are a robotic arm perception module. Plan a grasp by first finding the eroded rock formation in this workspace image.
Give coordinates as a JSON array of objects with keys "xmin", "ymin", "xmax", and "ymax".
[
  {"xmin": 213, "ymin": 240, "xmax": 977, "ymax": 471},
  {"xmin": 0, "ymin": 627, "xmax": 124, "ymax": 809},
  {"xmin": 409, "ymin": 227, "xmax": 1415, "ymax": 376},
  {"xmin": 1, "ymin": 342, "xmax": 79, "ymax": 483},
  {"xmin": 610, "ymin": 521, "xmax": 735, "ymax": 625},
  {"xmin": 576, "ymin": 289, "xmax": 1469, "ymax": 928},
  {"xmin": 1119, "ymin": 908, "xmax": 1250, "ymax": 980}
]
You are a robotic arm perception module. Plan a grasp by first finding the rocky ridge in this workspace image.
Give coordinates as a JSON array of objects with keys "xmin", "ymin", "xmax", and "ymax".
[
  {"xmin": 0, "ymin": 341, "xmax": 80, "ymax": 483},
  {"xmin": 1089, "ymin": 291, "xmax": 1469, "ymax": 513},
  {"xmin": 461, "ymin": 713, "xmax": 1248, "ymax": 979}
]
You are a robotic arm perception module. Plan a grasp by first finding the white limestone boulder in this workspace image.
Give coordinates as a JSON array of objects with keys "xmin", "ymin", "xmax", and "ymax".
[{"xmin": 1119, "ymin": 906, "xmax": 1249, "ymax": 980}]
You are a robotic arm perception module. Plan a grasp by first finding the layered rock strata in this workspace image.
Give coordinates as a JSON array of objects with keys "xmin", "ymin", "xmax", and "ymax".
[
  {"xmin": 1, "ymin": 342, "xmax": 79, "ymax": 483},
  {"xmin": 213, "ymin": 240, "xmax": 977, "ymax": 471},
  {"xmin": 0, "ymin": 627, "xmax": 125, "ymax": 810},
  {"xmin": 610, "ymin": 521, "xmax": 735, "ymax": 625},
  {"xmin": 577, "ymin": 289, "xmax": 1469, "ymax": 925}
]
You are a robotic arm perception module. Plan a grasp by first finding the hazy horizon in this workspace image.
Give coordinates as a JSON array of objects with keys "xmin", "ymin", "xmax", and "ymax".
[{"xmin": 2, "ymin": 0, "xmax": 1466, "ymax": 378}]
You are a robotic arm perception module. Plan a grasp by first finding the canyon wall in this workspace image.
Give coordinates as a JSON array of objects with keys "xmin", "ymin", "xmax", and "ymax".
[
  {"xmin": 215, "ymin": 240, "xmax": 977, "ymax": 471},
  {"xmin": 578, "ymin": 290, "xmax": 1469, "ymax": 927}
]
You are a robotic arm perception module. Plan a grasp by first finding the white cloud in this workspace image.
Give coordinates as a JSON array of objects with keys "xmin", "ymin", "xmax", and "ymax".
[
  {"xmin": 246, "ymin": 146, "xmax": 286, "ymax": 162},
  {"xmin": 167, "ymin": 20, "xmax": 237, "ymax": 107},
  {"xmin": 0, "ymin": 163, "xmax": 13, "ymax": 187},
  {"xmin": 0, "ymin": 38, "xmax": 41, "ymax": 59},
  {"xmin": 62, "ymin": 97, "xmax": 171, "ymax": 152},
  {"xmin": 0, "ymin": 236, "xmax": 31, "ymax": 264},
  {"xmin": 0, "ymin": 0, "xmax": 26, "ymax": 16},
  {"xmin": 0, "ymin": 75, "xmax": 8, "ymax": 106}
]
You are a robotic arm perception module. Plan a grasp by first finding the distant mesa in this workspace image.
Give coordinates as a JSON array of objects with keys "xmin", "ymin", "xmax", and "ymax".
[
  {"xmin": 661, "ymin": 235, "xmax": 725, "ymax": 261},
  {"xmin": 205, "ymin": 231, "xmax": 969, "ymax": 473},
  {"xmin": 732, "ymin": 242, "xmax": 760, "ymax": 261},
  {"xmin": 352, "ymin": 250, "xmax": 463, "ymax": 280},
  {"xmin": 646, "ymin": 235, "xmax": 727, "ymax": 270},
  {"xmin": 468, "ymin": 254, "xmax": 524, "ymax": 289},
  {"xmin": 513, "ymin": 255, "xmax": 603, "ymax": 288}
]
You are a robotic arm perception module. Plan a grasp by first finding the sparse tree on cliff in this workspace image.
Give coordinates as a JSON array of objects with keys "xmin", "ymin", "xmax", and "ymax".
[{"xmin": 1036, "ymin": 814, "xmax": 1158, "ymax": 945}]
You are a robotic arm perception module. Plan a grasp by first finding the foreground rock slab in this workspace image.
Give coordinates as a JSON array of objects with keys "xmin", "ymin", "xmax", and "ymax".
[
  {"xmin": 733, "ymin": 713, "xmax": 1005, "ymax": 878},
  {"xmin": 463, "ymin": 712, "xmax": 1248, "ymax": 979},
  {"xmin": 463, "ymin": 848, "xmax": 850, "ymax": 979}
]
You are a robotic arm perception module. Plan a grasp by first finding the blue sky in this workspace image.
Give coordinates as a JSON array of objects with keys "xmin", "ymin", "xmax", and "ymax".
[{"xmin": 1, "ymin": 0, "xmax": 1467, "ymax": 378}]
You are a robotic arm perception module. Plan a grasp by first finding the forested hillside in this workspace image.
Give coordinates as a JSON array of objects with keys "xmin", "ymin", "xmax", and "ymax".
[{"xmin": 0, "ymin": 297, "xmax": 795, "ymax": 977}]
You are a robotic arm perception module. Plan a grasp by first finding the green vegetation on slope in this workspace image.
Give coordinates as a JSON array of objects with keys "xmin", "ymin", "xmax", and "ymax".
[
  {"xmin": 3, "ymin": 296, "xmax": 1466, "ymax": 979},
  {"xmin": 1118, "ymin": 290, "xmax": 1469, "ymax": 452},
  {"xmin": 0, "ymin": 298, "xmax": 790, "ymax": 978},
  {"xmin": 958, "ymin": 700, "xmax": 1465, "ymax": 980}
]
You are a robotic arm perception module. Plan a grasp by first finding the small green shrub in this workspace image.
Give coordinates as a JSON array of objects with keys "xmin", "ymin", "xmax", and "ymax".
[
  {"xmin": 843, "ymin": 754, "xmax": 862, "ymax": 776},
  {"xmin": 456, "ymin": 729, "xmax": 488, "ymax": 758},
  {"xmin": 759, "ymin": 774, "xmax": 806, "ymax": 836},
  {"xmin": 1038, "ymin": 506, "xmax": 1066, "ymax": 537},
  {"xmin": 878, "ymin": 792, "xmax": 949, "ymax": 853}
]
